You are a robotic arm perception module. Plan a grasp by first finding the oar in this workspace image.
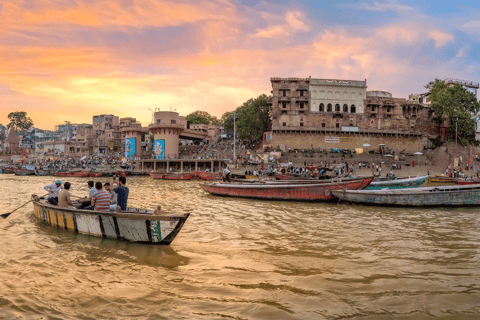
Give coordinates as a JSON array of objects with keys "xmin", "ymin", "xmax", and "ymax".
[{"xmin": 1, "ymin": 193, "xmax": 48, "ymax": 219}]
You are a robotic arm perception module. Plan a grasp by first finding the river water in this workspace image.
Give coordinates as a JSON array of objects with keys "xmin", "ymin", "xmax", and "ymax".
[{"xmin": 1, "ymin": 175, "xmax": 480, "ymax": 319}]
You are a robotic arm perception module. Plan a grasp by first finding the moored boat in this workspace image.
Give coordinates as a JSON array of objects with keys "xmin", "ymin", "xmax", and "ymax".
[
  {"xmin": 196, "ymin": 171, "xmax": 222, "ymax": 180},
  {"xmin": 31, "ymin": 195, "xmax": 190, "ymax": 245},
  {"xmin": 200, "ymin": 177, "xmax": 373, "ymax": 201},
  {"xmin": 35, "ymin": 170, "xmax": 50, "ymax": 176},
  {"xmin": 428, "ymin": 176, "xmax": 456, "ymax": 185},
  {"xmin": 332, "ymin": 184, "xmax": 480, "ymax": 206},
  {"xmin": 456, "ymin": 179, "xmax": 480, "ymax": 185},
  {"xmin": 126, "ymin": 171, "xmax": 147, "ymax": 176},
  {"xmin": 162, "ymin": 172, "xmax": 196, "ymax": 180},
  {"xmin": 365, "ymin": 175, "xmax": 428, "ymax": 190},
  {"xmin": 88, "ymin": 172, "xmax": 103, "ymax": 177},
  {"xmin": 55, "ymin": 171, "xmax": 90, "ymax": 177},
  {"xmin": 15, "ymin": 170, "xmax": 36, "ymax": 176},
  {"xmin": 115, "ymin": 170, "xmax": 127, "ymax": 177}
]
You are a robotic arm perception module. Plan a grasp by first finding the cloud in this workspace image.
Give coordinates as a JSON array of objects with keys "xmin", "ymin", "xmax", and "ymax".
[
  {"xmin": 254, "ymin": 10, "xmax": 309, "ymax": 38},
  {"xmin": 428, "ymin": 30, "xmax": 454, "ymax": 47},
  {"xmin": 344, "ymin": 0, "xmax": 415, "ymax": 13}
]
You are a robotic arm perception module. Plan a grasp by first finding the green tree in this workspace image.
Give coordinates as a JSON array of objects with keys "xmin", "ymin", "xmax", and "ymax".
[
  {"xmin": 235, "ymin": 94, "xmax": 271, "ymax": 143},
  {"xmin": 426, "ymin": 79, "xmax": 480, "ymax": 142},
  {"xmin": 7, "ymin": 111, "xmax": 33, "ymax": 132},
  {"xmin": 185, "ymin": 111, "xmax": 220, "ymax": 125},
  {"xmin": 221, "ymin": 111, "xmax": 235, "ymax": 133}
]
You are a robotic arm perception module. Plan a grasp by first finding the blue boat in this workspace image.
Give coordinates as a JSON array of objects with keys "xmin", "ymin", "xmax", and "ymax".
[{"xmin": 365, "ymin": 175, "xmax": 429, "ymax": 190}]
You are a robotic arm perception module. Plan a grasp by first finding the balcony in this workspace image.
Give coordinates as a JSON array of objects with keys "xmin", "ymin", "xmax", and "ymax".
[
  {"xmin": 279, "ymin": 96, "xmax": 290, "ymax": 101},
  {"xmin": 296, "ymin": 95, "xmax": 307, "ymax": 101}
]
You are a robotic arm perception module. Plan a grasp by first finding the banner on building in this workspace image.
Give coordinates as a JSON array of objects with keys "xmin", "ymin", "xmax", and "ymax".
[
  {"xmin": 125, "ymin": 137, "xmax": 136, "ymax": 159},
  {"xmin": 354, "ymin": 148, "xmax": 363, "ymax": 154},
  {"xmin": 325, "ymin": 136, "xmax": 339, "ymax": 143},
  {"xmin": 153, "ymin": 139, "xmax": 165, "ymax": 159}
]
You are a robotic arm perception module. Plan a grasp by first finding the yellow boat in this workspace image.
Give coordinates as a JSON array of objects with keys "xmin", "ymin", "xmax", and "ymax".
[{"xmin": 427, "ymin": 176, "xmax": 457, "ymax": 185}]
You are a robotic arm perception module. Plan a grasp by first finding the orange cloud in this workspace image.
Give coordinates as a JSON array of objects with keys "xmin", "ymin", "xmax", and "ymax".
[
  {"xmin": 254, "ymin": 10, "xmax": 309, "ymax": 38},
  {"xmin": 1, "ymin": 0, "xmax": 239, "ymax": 30}
]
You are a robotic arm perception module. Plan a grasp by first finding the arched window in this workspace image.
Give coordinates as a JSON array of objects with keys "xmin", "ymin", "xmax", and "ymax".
[
  {"xmin": 351, "ymin": 105, "xmax": 356, "ymax": 113},
  {"xmin": 319, "ymin": 103, "xmax": 324, "ymax": 112},
  {"xmin": 327, "ymin": 104, "xmax": 332, "ymax": 112},
  {"xmin": 343, "ymin": 104, "xmax": 348, "ymax": 113},
  {"xmin": 335, "ymin": 104, "xmax": 340, "ymax": 112}
]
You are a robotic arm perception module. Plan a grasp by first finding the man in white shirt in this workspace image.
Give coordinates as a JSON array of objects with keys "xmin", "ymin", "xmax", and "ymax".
[
  {"xmin": 44, "ymin": 180, "xmax": 63, "ymax": 205},
  {"xmin": 222, "ymin": 165, "xmax": 231, "ymax": 182}
]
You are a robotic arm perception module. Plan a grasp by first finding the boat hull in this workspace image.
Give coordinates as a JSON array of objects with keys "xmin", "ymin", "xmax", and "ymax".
[
  {"xmin": 196, "ymin": 171, "xmax": 222, "ymax": 180},
  {"xmin": 15, "ymin": 170, "xmax": 36, "ymax": 176},
  {"xmin": 162, "ymin": 172, "xmax": 196, "ymax": 180},
  {"xmin": 55, "ymin": 171, "xmax": 90, "ymax": 177},
  {"xmin": 428, "ymin": 176, "xmax": 456, "ymax": 185},
  {"xmin": 200, "ymin": 177, "xmax": 373, "ymax": 201},
  {"xmin": 332, "ymin": 185, "xmax": 480, "ymax": 206},
  {"xmin": 31, "ymin": 197, "xmax": 189, "ymax": 245},
  {"xmin": 365, "ymin": 175, "xmax": 428, "ymax": 190}
]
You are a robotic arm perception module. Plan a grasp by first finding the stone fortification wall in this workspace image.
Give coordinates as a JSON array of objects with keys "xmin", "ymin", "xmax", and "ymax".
[{"xmin": 272, "ymin": 132, "xmax": 428, "ymax": 153}]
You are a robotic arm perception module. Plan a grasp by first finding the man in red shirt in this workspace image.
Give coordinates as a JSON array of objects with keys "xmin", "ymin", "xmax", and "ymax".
[{"xmin": 91, "ymin": 182, "xmax": 110, "ymax": 211}]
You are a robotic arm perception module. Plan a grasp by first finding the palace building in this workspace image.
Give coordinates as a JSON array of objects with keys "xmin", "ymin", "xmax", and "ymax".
[{"xmin": 265, "ymin": 77, "xmax": 439, "ymax": 151}]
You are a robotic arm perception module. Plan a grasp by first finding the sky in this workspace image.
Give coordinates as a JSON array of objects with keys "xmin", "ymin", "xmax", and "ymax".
[{"xmin": 1, "ymin": 0, "xmax": 480, "ymax": 130}]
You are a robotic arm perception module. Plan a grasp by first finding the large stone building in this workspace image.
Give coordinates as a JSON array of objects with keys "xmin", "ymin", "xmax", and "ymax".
[{"xmin": 266, "ymin": 77, "xmax": 439, "ymax": 151}]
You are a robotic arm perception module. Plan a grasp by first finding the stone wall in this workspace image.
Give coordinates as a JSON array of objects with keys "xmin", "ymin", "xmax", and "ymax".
[{"xmin": 271, "ymin": 132, "xmax": 428, "ymax": 153}]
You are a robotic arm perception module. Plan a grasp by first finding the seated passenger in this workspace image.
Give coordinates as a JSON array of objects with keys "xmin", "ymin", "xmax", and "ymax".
[
  {"xmin": 44, "ymin": 180, "xmax": 63, "ymax": 205},
  {"xmin": 58, "ymin": 182, "xmax": 75, "ymax": 209},
  {"xmin": 91, "ymin": 182, "xmax": 111, "ymax": 211}
]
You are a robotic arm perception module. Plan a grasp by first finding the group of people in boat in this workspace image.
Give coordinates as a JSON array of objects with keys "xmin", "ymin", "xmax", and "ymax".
[{"xmin": 43, "ymin": 177, "xmax": 129, "ymax": 212}]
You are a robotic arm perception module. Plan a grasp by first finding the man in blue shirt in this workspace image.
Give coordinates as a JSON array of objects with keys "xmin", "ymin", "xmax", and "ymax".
[{"xmin": 113, "ymin": 176, "xmax": 129, "ymax": 211}]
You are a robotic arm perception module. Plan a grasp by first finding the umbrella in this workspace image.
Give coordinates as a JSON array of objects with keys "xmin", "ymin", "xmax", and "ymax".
[
  {"xmin": 414, "ymin": 152, "xmax": 423, "ymax": 155},
  {"xmin": 384, "ymin": 154, "xmax": 394, "ymax": 157},
  {"xmin": 379, "ymin": 144, "xmax": 386, "ymax": 146},
  {"xmin": 363, "ymin": 143, "xmax": 370, "ymax": 147}
]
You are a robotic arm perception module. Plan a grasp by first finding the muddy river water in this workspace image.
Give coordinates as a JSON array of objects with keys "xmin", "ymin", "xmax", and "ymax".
[{"xmin": 1, "ymin": 175, "xmax": 480, "ymax": 319}]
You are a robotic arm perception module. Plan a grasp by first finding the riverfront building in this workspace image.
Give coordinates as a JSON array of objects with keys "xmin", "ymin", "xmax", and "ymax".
[{"xmin": 265, "ymin": 77, "xmax": 439, "ymax": 152}]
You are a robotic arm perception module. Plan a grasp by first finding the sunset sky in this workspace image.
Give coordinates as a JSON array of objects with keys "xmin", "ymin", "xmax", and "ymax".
[{"xmin": 1, "ymin": 0, "xmax": 479, "ymax": 130}]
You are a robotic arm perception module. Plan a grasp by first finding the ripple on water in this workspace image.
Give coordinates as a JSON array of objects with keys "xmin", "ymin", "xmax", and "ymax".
[{"xmin": 1, "ymin": 176, "xmax": 480, "ymax": 319}]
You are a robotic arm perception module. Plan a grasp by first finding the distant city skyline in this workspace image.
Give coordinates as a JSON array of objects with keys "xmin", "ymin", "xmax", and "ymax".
[{"xmin": 1, "ymin": 0, "xmax": 479, "ymax": 129}]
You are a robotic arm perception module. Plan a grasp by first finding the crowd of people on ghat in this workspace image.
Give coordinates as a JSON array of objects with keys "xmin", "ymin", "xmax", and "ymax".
[{"xmin": 43, "ymin": 176, "xmax": 130, "ymax": 212}]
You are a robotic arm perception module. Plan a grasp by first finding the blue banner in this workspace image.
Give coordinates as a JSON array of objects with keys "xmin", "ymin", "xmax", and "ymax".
[
  {"xmin": 125, "ymin": 137, "xmax": 136, "ymax": 159},
  {"xmin": 153, "ymin": 139, "xmax": 165, "ymax": 159}
]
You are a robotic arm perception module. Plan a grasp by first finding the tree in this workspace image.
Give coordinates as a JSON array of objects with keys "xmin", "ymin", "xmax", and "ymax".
[
  {"xmin": 221, "ymin": 111, "xmax": 235, "ymax": 133},
  {"xmin": 426, "ymin": 79, "xmax": 480, "ymax": 143},
  {"xmin": 235, "ymin": 94, "xmax": 271, "ymax": 143},
  {"xmin": 185, "ymin": 111, "xmax": 220, "ymax": 125},
  {"xmin": 7, "ymin": 111, "xmax": 33, "ymax": 132}
]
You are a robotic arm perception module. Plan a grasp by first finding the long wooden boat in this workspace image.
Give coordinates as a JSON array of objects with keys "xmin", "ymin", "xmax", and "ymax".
[
  {"xmin": 89, "ymin": 172, "xmax": 103, "ymax": 177},
  {"xmin": 428, "ymin": 176, "xmax": 456, "ymax": 185},
  {"xmin": 365, "ymin": 175, "xmax": 429, "ymax": 190},
  {"xmin": 31, "ymin": 195, "xmax": 190, "ymax": 245},
  {"xmin": 196, "ymin": 171, "xmax": 222, "ymax": 180},
  {"xmin": 332, "ymin": 184, "xmax": 480, "ymax": 206},
  {"xmin": 15, "ymin": 170, "xmax": 36, "ymax": 176},
  {"xmin": 456, "ymin": 179, "xmax": 480, "ymax": 185},
  {"xmin": 200, "ymin": 177, "xmax": 373, "ymax": 201},
  {"xmin": 162, "ymin": 172, "xmax": 196, "ymax": 180},
  {"xmin": 0, "ymin": 169, "xmax": 15, "ymax": 174},
  {"xmin": 55, "ymin": 171, "xmax": 90, "ymax": 177},
  {"xmin": 35, "ymin": 170, "xmax": 51, "ymax": 176}
]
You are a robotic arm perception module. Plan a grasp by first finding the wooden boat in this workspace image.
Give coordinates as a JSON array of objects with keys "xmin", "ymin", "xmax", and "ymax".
[
  {"xmin": 101, "ymin": 172, "xmax": 114, "ymax": 177},
  {"xmin": 456, "ymin": 179, "xmax": 480, "ymax": 185},
  {"xmin": 162, "ymin": 172, "xmax": 196, "ymax": 180},
  {"xmin": 200, "ymin": 177, "xmax": 373, "ymax": 201},
  {"xmin": 35, "ymin": 170, "xmax": 51, "ymax": 176},
  {"xmin": 31, "ymin": 195, "xmax": 190, "ymax": 245},
  {"xmin": 55, "ymin": 171, "xmax": 90, "ymax": 177},
  {"xmin": 115, "ymin": 170, "xmax": 127, "ymax": 177},
  {"xmin": 1, "ymin": 169, "xmax": 15, "ymax": 174},
  {"xmin": 196, "ymin": 171, "xmax": 222, "ymax": 180},
  {"xmin": 126, "ymin": 171, "xmax": 147, "ymax": 176},
  {"xmin": 365, "ymin": 175, "xmax": 428, "ymax": 190},
  {"xmin": 332, "ymin": 184, "xmax": 480, "ymax": 206},
  {"xmin": 15, "ymin": 170, "xmax": 36, "ymax": 176},
  {"xmin": 428, "ymin": 176, "xmax": 456, "ymax": 185},
  {"xmin": 89, "ymin": 172, "xmax": 103, "ymax": 177}
]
